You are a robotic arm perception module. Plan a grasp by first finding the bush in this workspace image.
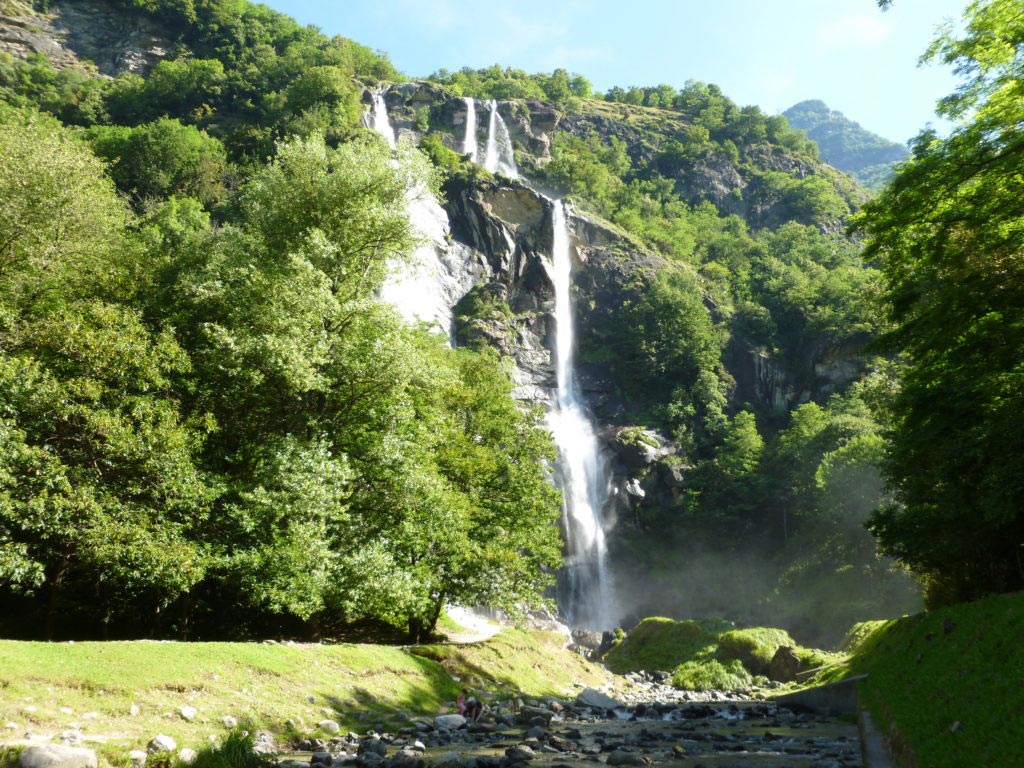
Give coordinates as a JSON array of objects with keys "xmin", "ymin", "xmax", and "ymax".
[
  {"xmin": 192, "ymin": 730, "xmax": 274, "ymax": 768},
  {"xmin": 671, "ymin": 659, "xmax": 752, "ymax": 691}
]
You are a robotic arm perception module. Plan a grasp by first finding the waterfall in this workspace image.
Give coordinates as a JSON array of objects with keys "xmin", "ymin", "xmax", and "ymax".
[
  {"xmin": 363, "ymin": 89, "xmax": 396, "ymax": 149},
  {"xmin": 544, "ymin": 200, "xmax": 618, "ymax": 630},
  {"xmin": 484, "ymin": 100, "xmax": 518, "ymax": 178},
  {"xmin": 364, "ymin": 90, "xmax": 476, "ymax": 341},
  {"xmin": 463, "ymin": 97, "xmax": 478, "ymax": 162}
]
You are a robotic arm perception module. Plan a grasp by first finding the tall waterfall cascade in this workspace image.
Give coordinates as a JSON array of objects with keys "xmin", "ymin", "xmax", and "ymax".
[
  {"xmin": 363, "ymin": 90, "xmax": 396, "ymax": 149},
  {"xmin": 544, "ymin": 200, "xmax": 619, "ymax": 630},
  {"xmin": 462, "ymin": 97, "xmax": 478, "ymax": 162},
  {"xmin": 365, "ymin": 91, "xmax": 477, "ymax": 340},
  {"xmin": 484, "ymin": 100, "xmax": 518, "ymax": 178}
]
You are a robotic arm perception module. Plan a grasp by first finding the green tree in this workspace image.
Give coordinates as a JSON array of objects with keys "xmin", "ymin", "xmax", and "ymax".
[
  {"xmin": 859, "ymin": 0, "xmax": 1024, "ymax": 605},
  {"xmin": 87, "ymin": 118, "xmax": 228, "ymax": 206}
]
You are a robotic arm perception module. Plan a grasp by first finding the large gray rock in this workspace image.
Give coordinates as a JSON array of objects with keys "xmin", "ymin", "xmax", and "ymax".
[
  {"xmin": 576, "ymin": 688, "xmax": 623, "ymax": 710},
  {"xmin": 318, "ymin": 720, "xmax": 341, "ymax": 735},
  {"xmin": 769, "ymin": 646, "xmax": 802, "ymax": 683},
  {"xmin": 504, "ymin": 745, "xmax": 534, "ymax": 762},
  {"xmin": 514, "ymin": 705, "xmax": 554, "ymax": 725},
  {"xmin": 147, "ymin": 735, "xmax": 176, "ymax": 754},
  {"xmin": 252, "ymin": 733, "xmax": 278, "ymax": 755},
  {"xmin": 357, "ymin": 738, "xmax": 387, "ymax": 757},
  {"xmin": 19, "ymin": 745, "xmax": 97, "ymax": 768},
  {"xmin": 433, "ymin": 714, "xmax": 466, "ymax": 731},
  {"xmin": 389, "ymin": 749, "xmax": 423, "ymax": 768}
]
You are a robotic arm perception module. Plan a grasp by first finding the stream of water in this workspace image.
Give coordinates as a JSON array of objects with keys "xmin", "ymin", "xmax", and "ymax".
[{"xmin": 544, "ymin": 200, "xmax": 619, "ymax": 630}]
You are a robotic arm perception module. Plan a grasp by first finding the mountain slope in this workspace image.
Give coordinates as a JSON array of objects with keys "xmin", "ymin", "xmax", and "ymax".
[{"xmin": 783, "ymin": 99, "xmax": 909, "ymax": 191}]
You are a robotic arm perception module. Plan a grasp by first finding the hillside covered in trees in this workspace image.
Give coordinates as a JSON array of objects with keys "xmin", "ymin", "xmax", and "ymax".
[
  {"xmin": 783, "ymin": 99, "xmax": 910, "ymax": 191},
  {"xmin": 0, "ymin": 0, "xmax": 1018, "ymax": 651}
]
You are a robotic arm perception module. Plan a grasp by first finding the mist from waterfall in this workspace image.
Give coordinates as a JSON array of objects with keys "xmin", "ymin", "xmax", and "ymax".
[
  {"xmin": 484, "ymin": 100, "xmax": 518, "ymax": 178},
  {"xmin": 544, "ymin": 200, "xmax": 619, "ymax": 630},
  {"xmin": 463, "ymin": 97, "xmax": 478, "ymax": 162}
]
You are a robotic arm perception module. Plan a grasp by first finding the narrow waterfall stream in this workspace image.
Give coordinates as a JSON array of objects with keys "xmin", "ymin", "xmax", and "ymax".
[
  {"xmin": 462, "ymin": 97, "xmax": 478, "ymax": 162},
  {"xmin": 365, "ymin": 92, "xmax": 615, "ymax": 628},
  {"xmin": 545, "ymin": 200, "xmax": 619, "ymax": 630},
  {"xmin": 484, "ymin": 100, "xmax": 518, "ymax": 178},
  {"xmin": 365, "ymin": 90, "xmax": 396, "ymax": 149}
]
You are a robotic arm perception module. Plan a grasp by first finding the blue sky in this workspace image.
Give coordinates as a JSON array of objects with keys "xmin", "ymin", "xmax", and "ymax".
[{"xmin": 265, "ymin": 0, "xmax": 968, "ymax": 145}]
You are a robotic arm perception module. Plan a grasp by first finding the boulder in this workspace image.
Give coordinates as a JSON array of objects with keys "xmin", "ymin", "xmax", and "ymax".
[
  {"xmin": 514, "ymin": 705, "xmax": 553, "ymax": 725},
  {"xmin": 179, "ymin": 706, "xmax": 197, "ymax": 722},
  {"xmin": 357, "ymin": 738, "xmax": 387, "ymax": 757},
  {"xmin": 318, "ymin": 720, "xmax": 341, "ymax": 735},
  {"xmin": 388, "ymin": 749, "xmax": 423, "ymax": 768},
  {"xmin": 127, "ymin": 751, "xmax": 147, "ymax": 768},
  {"xmin": 769, "ymin": 646, "xmax": 802, "ymax": 683},
  {"xmin": 354, "ymin": 754, "xmax": 383, "ymax": 768},
  {"xmin": 576, "ymin": 688, "xmax": 623, "ymax": 710},
  {"xmin": 504, "ymin": 745, "xmax": 534, "ymax": 762},
  {"xmin": 221, "ymin": 715, "xmax": 238, "ymax": 728},
  {"xmin": 147, "ymin": 735, "xmax": 177, "ymax": 754},
  {"xmin": 19, "ymin": 746, "xmax": 97, "ymax": 768},
  {"xmin": 177, "ymin": 749, "xmax": 197, "ymax": 766},
  {"xmin": 433, "ymin": 714, "xmax": 466, "ymax": 731},
  {"xmin": 252, "ymin": 733, "xmax": 278, "ymax": 755}
]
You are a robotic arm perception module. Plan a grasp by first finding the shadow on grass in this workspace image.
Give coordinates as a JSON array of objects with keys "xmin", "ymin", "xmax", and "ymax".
[{"xmin": 318, "ymin": 653, "xmax": 462, "ymax": 724}]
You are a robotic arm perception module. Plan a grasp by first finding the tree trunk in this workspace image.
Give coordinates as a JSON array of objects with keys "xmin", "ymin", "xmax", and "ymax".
[{"xmin": 44, "ymin": 556, "xmax": 70, "ymax": 641}]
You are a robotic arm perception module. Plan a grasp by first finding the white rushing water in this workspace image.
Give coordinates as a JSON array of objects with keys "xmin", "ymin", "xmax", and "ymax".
[
  {"xmin": 463, "ymin": 97, "xmax": 478, "ymax": 162},
  {"xmin": 365, "ymin": 91, "xmax": 477, "ymax": 340},
  {"xmin": 484, "ymin": 100, "xmax": 518, "ymax": 178},
  {"xmin": 544, "ymin": 200, "xmax": 618, "ymax": 630},
  {"xmin": 364, "ymin": 90, "xmax": 396, "ymax": 149}
]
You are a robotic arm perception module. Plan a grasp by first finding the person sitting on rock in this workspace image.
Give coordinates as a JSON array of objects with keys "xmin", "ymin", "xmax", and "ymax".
[{"xmin": 460, "ymin": 689, "xmax": 483, "ymax": 722}]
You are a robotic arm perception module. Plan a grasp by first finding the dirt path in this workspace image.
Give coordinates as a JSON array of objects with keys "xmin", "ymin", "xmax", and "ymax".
[{"xmin": 443, "ymin": 606, "xmax": 503, "ymax": 644}]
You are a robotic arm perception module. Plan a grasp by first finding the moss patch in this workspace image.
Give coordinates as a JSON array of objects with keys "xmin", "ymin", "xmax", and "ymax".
[
  {"xmin": 605, "ymin": 617, "xmax": 836, "ymax": 692},
  {"xmin": 812, "ymin": 591, "xmax": 1024, "ymax": 768}
]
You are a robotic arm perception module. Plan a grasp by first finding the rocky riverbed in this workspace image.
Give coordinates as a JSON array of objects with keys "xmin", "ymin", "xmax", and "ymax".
[{"xmin": 279, "ymin": 690, "xmax": 862, "ymax": 768}]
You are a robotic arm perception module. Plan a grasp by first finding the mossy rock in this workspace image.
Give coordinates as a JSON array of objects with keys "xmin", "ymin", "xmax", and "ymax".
[{"xmin": 602, "ymin": 617, "xmax": 730, "ymax": 674}]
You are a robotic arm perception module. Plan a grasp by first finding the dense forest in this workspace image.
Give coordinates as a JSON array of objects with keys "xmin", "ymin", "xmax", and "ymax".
[{"xmin": 0, "ymin": 0, "xmax": 1019, "ymax": 645}]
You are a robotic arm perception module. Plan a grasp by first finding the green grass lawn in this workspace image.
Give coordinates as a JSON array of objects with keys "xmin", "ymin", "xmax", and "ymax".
[
  {"xmin": 0, "ymin": 628, "xmax": 612, "ymax": 762},
  {"xmin": 816, "ymin": 590, "xmax": 1024, "ymax": 767}
]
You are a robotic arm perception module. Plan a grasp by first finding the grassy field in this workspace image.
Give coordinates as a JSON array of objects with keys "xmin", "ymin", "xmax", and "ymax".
[
  {"xmin": 816, "ymin": 590, "xmax": 1024, "ymax": 767},
  {"xmin": 0, "ymin": 628, "xmax": 612, "ymax": 762}
]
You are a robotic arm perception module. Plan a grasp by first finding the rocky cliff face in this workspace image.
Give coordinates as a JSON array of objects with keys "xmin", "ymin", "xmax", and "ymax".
[
  {"xmin": 0, "ymin": 0, "xmax": 171, "ymax": 75},
  {"xmin": 368, "ymin": 83, "xmax": 866, "ymax": 533}
]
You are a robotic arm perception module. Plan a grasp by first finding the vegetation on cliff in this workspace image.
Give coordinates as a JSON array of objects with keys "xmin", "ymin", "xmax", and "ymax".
[{"xmin": 783, "ymin": 99, "xmax": 909, "ymax": 191}]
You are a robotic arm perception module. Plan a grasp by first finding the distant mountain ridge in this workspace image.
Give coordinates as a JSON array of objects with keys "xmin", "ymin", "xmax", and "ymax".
[{"xmin": 783, "ymin": 99, "xmax": 909, "ymax": 191}]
